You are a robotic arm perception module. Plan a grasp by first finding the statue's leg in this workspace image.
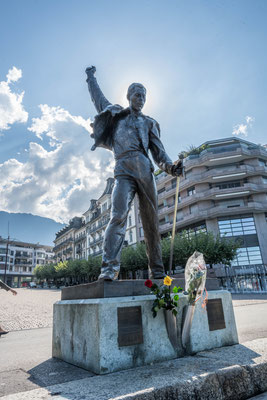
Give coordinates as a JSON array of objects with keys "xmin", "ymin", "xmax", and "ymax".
[
  {"xmin": 137, "ymin": 169, "xmax": 165, "ymax": 279},
  {"xmin": 99, "ymin": 176, "xmax": 136, "ymax": 281}
]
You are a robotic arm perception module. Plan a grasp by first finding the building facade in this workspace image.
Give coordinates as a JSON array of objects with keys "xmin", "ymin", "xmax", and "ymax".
[
  {"xmin": 154, "ymin": 137, "xmax": 267, "ymax": 292},
  {"xmin": 54, "ymin": 178, "xmax": 139, "ymax": 262},
  {"xmin": 0, "ymin": 237, "xmax": 54, "ymax": 287},
  {"xmin": 54, "ymin": 217, "xmax": 84, "ymax": 263}
]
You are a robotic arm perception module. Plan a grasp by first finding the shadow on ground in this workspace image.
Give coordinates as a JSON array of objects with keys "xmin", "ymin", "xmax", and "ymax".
[{"xmin": 0, "ymin": 358, "xmax": 93, "ymax": 397}]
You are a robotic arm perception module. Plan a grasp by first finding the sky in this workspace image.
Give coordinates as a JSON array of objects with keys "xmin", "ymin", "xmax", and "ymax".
[{"xmin": 0, "ymin": 0, "xmax": 267, "ymax": 223}]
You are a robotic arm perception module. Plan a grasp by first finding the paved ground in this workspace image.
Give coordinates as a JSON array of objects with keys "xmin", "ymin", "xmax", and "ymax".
[
  {"xmin": 0, "ymin": 289, "xmax": 266, "ymax": 398},
  {"xmin": 0, "ymin": 288, "xmax": 60, "ymax": 331}
]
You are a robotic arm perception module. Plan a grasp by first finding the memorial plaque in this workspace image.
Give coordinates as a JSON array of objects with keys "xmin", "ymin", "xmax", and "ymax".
[
  {"xmin": 117, "ymin": 306, "xmax": 143, "ymax": 347},
  {"xmin": 206, "ymin": 298, "xmax": 226, "ymax": 331}
]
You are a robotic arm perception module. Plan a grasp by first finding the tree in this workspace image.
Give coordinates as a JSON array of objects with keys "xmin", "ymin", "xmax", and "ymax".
[{"xmin": 172, "ymin": 231, "xmax": 240, "ymax": 269}]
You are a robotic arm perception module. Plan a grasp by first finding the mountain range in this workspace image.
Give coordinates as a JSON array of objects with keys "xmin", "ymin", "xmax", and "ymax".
[{"xmin": 0, "ymin": 211, "xmax": 65, "ymax": 246}]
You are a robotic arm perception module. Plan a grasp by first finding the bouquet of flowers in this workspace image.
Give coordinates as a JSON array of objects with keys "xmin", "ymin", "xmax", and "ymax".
[
  {"xmin": 145, "ymin": 276, "xmax": 183, "ymax": 318},
  {"xmin": 184, "ymin": 251, "xmax": 207, "ymax": 306}
]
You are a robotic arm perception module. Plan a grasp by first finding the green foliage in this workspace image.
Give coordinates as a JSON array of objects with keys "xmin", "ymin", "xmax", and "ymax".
[
  {"xmin": 121, "ymin": 242, "xmax": 148, "ymax": 273},
  {"xmin": 34, "ymin": 231, "xmax": 240, "ymax": 283},
  {"xmin": 154, "ymin": 169, "xmax": 163, "ymax": 176},
  {"xmin": 171, "ymin": 231, "xmax": 240, "ymax": 269},
  {"xmin": 34, "ymin": 263, "xmax": 56, "ymax": 280},
  {"xmin": 180, "ymin": 144, "xmax": 210, "ymax": 158}
]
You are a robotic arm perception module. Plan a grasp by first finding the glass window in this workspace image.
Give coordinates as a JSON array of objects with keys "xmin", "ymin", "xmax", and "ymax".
[
  {"xmin": 218, "ymin": 216, "xmax": 257, "ymax": 237},
  {"xmin": 232, "ymin": 246, "xmax": 262, "ymax": 266},
  {"xmin": 187, "ymin": 186, "xmax": 196, "ymax": 196},
  {"xmin": 158, "ymin": 188, "xmax": 165, "ymax": 195},
  {"xmin": 215, "ymin": 181, "xmax": 241, "ymax": 190}
]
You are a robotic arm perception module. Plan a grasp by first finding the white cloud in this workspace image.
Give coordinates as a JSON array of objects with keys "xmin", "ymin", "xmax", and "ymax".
[
  {"xmin": 6, "ymin": 66, "xmax": 22, "ymax": 83},
  {"xmin": 0, "ymin": 103, "xmax": 114, "ymax": 223},
  {"xmin": 0, "ymin": 67, "xmax": 28, "ymax": 131},
  {"xmin": 232, "ymin": 115, "xmax": 255, "ymax": 137}
]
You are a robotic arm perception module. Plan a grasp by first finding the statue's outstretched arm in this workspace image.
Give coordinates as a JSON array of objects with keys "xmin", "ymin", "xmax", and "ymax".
[{"xmin": 85, "ymin": 66, "xmax": 111, "ymax": 114}]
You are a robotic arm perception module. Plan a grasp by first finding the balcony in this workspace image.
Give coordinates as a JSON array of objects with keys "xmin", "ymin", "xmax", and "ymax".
[
  {"xmin": 89, "ymin": 236, "xmax": 104, "ymax": 245},
  {"xmin": 157, "ymin": 165, "xmax": 267, "ymax": 203},
  {"xmin": 89, "ymin": 218, "xmax": 110, "ymax": 233},
  {"xmin": 184, "ymin": 146, "xmax": 267, "ymax": 170},
  {"xmin": 159, "ymin": 202, "xmax": 267, "ymax": 234},
  {"xmin": 53, "ymin": 237, "xmax": 74, "ymax": 251},
  {"xmin": 74, "ymin": 233, "xmax": 86, "ymax": 243}
]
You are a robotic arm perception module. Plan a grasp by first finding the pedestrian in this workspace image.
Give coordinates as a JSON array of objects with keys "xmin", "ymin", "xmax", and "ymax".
[{"xmin": 0, "ymin": 279, "xmax": 17, "ymax": 336}]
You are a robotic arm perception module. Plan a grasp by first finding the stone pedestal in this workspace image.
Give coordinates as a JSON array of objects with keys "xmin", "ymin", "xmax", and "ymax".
[
  {"xmin": 52, "ymin": 289, "xmax": 238, "ymax": 374},
  {"xmin": 52, "ymin": 295, "xmax": 180, "ymax": 374}
]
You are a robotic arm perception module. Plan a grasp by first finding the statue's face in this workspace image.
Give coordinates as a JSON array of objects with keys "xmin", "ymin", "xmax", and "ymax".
[{"xmin": 129, "ymin": 88, "xmax": 146, "ymax": 112}]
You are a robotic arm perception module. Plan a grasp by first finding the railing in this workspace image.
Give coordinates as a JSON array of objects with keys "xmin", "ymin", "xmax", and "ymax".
[
  {"xmin": 89, "ymin": 218, "xmax": 110, "ymax": 233},
  {"xmin": 89, "ymin": 236, "xmax": 104, "ymax": 245},
  {"xmin": 53, "ymin": 237, "xmax": 74, "ymax": 251},
  {"xmin": 74, "ymin": 233, "xmax": 86, "ymax": 243}
]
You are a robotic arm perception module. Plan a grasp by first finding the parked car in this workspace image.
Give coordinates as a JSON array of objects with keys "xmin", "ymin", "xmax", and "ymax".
[{"xmin": 29, "ymin": 282, "xmax": 37, "ymax": 288}]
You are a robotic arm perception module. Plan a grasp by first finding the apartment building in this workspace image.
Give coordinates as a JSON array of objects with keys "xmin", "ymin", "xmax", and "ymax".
[
  {"xmin": 54, "ymin": 178, "xmax": 139, "ymax": 261},
  {"xmin": 0, "ymin": 237, "xmax": 54, "ymax": 287},
  {"xmin": 54, "ymin": 217, "xmax": 84, "ymax": 262},
  {"xmin": 154, "ymin": 137, "xmax": 267, "ymax": 292}
]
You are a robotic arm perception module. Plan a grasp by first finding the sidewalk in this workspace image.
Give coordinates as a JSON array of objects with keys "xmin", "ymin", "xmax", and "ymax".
[{"xmin": 1, "ymin": 338, "xmax": 267, "ymax": 400}]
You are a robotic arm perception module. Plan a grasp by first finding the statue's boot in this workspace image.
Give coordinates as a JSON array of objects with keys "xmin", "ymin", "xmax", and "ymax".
[
  {"xmin": 98, "ymin": 265, "xmax": 120, "ymax": 281},
  {"xmin": 151, "ymin": 271, "xmax": 166, "ymax": 279}
]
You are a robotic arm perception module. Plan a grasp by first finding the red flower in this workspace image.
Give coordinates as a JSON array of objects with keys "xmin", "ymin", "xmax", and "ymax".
[{"xmin": 145, "ymin": 279, "xmax": 153, "ymax": 288}]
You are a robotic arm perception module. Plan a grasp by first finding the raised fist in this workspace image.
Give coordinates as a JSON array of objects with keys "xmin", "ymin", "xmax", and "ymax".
[{"xmin": 85, "ymin": 66, "xmax": 96, "ymax": 77}]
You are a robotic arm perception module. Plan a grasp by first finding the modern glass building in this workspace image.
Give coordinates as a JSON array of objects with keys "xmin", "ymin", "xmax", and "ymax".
[{"xmin": 154, "ymin": 137, "xmax": 267, "ymax": 292}]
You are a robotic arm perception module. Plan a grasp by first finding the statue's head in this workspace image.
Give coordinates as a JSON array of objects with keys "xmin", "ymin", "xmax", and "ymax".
[{"xmin": 127, "ymin": 83, "xmax": 146, "ymax": 112}]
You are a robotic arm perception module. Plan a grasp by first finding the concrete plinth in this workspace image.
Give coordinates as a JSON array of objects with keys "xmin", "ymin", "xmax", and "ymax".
[
  {"xmin": 53, "ymin": 295, "xmax": 179, "ymax": 374},
  {"xmin": 52, "ymin": 290, "xmax": 238, "ymax": 374}
]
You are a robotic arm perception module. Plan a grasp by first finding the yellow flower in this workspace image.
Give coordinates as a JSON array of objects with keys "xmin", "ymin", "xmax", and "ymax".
[{"xmin": 163, "ymin": 276, "xmax": 173, "ymax": 286}]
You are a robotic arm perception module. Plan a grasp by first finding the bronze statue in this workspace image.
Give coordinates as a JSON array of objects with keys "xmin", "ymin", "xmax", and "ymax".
[{"xmin": 85, "ymin": 66, "xmax": 182, "ymax": 281}]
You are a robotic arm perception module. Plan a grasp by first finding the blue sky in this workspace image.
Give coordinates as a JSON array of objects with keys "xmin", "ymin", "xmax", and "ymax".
[{"xmin": 0, "ymin": 0, "xmax": 266, "ymax": 222}]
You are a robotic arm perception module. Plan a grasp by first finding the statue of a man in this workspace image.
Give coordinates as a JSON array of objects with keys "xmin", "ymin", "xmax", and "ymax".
[{"xmin": 85, "ymin": 66, "xmax": 182, "ymax": 281}]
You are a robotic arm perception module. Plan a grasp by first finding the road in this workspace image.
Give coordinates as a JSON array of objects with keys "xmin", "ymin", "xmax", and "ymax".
[{"xmin": 0, "ymin": 294, "xmax": 266, "ymax": 397}]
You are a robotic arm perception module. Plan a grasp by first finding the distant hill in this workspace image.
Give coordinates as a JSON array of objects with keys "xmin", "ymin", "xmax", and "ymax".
[{"xmin": 0, "ymin": 211, "xmax": 65, "ymax": 246}]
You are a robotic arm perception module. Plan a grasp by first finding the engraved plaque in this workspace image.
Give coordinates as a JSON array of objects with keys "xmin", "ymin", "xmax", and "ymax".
[
  {"xmin": 117, "ymin": 306, "xmax": 143, "ymax": 347},
  {"xmin": 206, "ymin": 298, "xmax": 226, "ymax": 331}
]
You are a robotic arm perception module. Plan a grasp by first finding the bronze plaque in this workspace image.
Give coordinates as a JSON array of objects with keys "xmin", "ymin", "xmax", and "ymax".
[
  {"xmin": 117, "ymin": 306, "xmax": 143, "ymax": 347},
  {"xmin": 206, "ymin": 298, "xmax": 226, "ymax": 331}
]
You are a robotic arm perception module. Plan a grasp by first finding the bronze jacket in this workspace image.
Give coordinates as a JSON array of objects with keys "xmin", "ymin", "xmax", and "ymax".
[{"xmin": 86, "ymin": 75, "xmax": 174, "ymax": 175}]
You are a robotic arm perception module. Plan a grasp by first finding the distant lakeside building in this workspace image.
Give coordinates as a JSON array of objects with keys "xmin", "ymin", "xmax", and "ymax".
[
  {"xmin": 0, "ymin": 238, "xmax": 54, "ymax": 287},
  {"xmin": 54, "ymin": 137, "xmax": 267, "ymax": 292}
]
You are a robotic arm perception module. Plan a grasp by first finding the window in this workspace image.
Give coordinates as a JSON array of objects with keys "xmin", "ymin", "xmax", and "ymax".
[
  {"xmin": 158, "ymin": 188, "xmax": 165, "ymax": 195},
  {"xmin": 262, "ymin": 176, "xmax": 267, "ymax": 184},
  {"xmin": 177, "ymin": 223, "xmax": 207, "ymax": 237},
  {"xmin": 129, "ymin": 230, "xmax": 133, "ymax": 243},
  {"xmin": 189, "ymin": 204, "xmax": 198, "ymax": 214},
  {"xmin": 139, "ymin": 227, "xmax": 144, "ymax": 237},
  {"xmin": 210, "ymin": 143, "xmax": 240, "ymax": 154},
  {"xmin": 215, "ymin": 181, "xmax": 241, "ymax": 190},
  {"xmin": 187, "ymin": 186, "xmax": 195, "ymax": 196},
  {"xmin": 232, "ymin": 246, "xmax": 263, "ymax": 266},
  {"xmin": 218, "ymin": 216, "xmax": 257, "ymax": 237},
  {"xmin": 128, "ymin": 215, "xmax": 132, "ymax": 227},
  {"xmin": 171, "ymin": 178, "xmax": 176, "ymax": 189}
]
